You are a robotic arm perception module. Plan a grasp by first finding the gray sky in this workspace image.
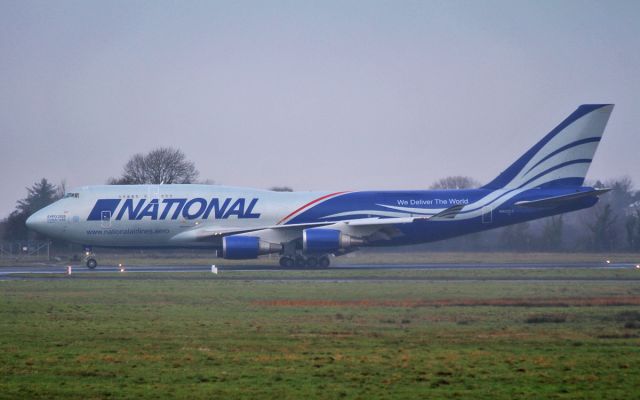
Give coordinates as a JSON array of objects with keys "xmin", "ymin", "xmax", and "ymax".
[{"xmin": 1, "ymin": 0, "xmax": 639, "ymax": 216}]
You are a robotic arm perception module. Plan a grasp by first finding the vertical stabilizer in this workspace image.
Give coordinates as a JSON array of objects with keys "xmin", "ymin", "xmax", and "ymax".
[{"xmin": 482, "ymin": 104, "xmax": 613, "ymax": 190}]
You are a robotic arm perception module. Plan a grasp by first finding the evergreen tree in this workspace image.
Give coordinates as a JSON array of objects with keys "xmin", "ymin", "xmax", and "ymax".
[
  {"xmin": 3, "ymin": 178, "xmax": 59, "ymax": 240},
  {"xmin": 17, "ymin": 178, "xmax": 58, "ymax": 215}
]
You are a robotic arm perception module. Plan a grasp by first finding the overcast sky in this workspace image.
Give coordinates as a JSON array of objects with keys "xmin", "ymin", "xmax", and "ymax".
[{"xmin": 1, "ymin": 0, "xmax": 639, "ymax": 216}]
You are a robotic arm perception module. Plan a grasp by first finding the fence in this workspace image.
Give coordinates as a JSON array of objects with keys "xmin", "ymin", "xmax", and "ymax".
[{"xmin": 0, "ymin": 240, "xmax": 51, "ymax": 259}]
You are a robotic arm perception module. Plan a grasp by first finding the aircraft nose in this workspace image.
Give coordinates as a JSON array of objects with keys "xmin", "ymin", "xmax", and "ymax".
[{"xmin": 26, "ymin": 210, "xmax": 45, "ymax": 232}]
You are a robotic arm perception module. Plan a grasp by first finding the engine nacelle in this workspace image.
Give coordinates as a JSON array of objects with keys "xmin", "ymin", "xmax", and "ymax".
[
  {"xmin": 222, "ymin": 236, "xmax": 282, "ymax": 259},
  {"xmin": 302, "ymin": 228, "xmax": 363, "ymax": 254}
]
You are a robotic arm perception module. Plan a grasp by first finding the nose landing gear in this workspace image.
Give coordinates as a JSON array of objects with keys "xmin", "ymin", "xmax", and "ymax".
[
  {"xmin": 86, "ymin": 258, "xmax": 97, "ymax": 269},
  {"xmin": 83, "ymin": 247, "xmax": 98, "ymax": 269}
]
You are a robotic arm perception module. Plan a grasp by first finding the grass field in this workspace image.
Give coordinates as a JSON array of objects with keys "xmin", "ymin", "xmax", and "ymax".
[
  {"xmin": 3, "ymin": 250, "xmax": 640, "ymax": 267},
  {"xmin": 2, "ymin": 267, "xmax": 640, "ymax": 399}
]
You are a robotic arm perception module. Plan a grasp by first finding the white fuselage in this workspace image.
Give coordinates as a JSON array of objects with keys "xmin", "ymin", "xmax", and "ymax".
[{"xmin": 27, "ymin": 184, "xmax": 333, "ymax": 248}]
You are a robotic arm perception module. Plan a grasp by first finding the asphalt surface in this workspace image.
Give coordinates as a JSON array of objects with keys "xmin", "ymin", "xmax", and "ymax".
[{"xmin": 1, "ymin": 262, "xmax": 639, "ymax": 281}]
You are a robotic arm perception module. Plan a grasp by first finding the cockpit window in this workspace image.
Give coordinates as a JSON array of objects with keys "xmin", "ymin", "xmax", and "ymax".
[{"xmin": 64, "ymin": 193, "xmax": 80, "ymax": 198}]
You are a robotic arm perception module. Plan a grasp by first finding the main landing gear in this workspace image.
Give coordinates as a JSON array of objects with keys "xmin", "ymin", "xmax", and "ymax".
[{"xmin": 279, "ymin": 254, "xmax": 331, "ymax": 269}]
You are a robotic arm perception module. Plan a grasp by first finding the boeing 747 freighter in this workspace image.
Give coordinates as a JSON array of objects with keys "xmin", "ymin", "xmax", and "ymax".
[{"xmin": 27, "ymin": 104, "xmax": 613, "ymax": 268}]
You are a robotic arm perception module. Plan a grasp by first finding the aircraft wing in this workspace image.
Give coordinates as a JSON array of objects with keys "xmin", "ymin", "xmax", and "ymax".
[
  {"xmin": 169, "ymin": 221, "xmax": 335, "ymax": 243},
  {"xmin": 169, "ymin": 204, "xmax": 464, "ymax": 245},
  {"xmin": 514, "ymin": 188, "xmax": 610, "ymax": 208}
]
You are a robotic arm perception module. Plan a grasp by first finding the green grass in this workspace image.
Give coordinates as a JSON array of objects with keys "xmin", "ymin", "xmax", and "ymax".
[
  {"xmin": 1, "ymin": 269, "xmax": 640, "ymax": 399},
  {"xmin": 3, "ymin": 251, "xmax": 639, "ymax": 267},
  {"xmin": 21, "ymin": 265, "xmax": 640, "ymax": 282}
]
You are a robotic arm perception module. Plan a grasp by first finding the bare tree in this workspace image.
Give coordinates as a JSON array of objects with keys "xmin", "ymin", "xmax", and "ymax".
[
  {"xmin": 55, "ymin": 179, "xmax": 67, "ymax": 199},
  {"xmin": 110, "ymin": 147, "xmax": 199, "ymax": 184},
  {"xmin": 429, "ymin": 176, "xmax": 480, "ymax": 190},
  {"xmin": 539, "ymin": 215, "xmax": 563, "ymax": 251},
  {"xmin": 604, "ymin": 176, "xmax": 635, "ymax": 212},
  {"xmin": 500, "ymin": 221, "xmax": 533, "ymax": 251},
  {"xmin": 625, "ymin": 209, "xmax": 640, "ymax": 251},
  {"xmin": 270, "ymin": 186, "xmax": 293, "ymax": 192},
  {"xmin": 587, "ymin": 203, "xmax": 617, "ymax": 251}
]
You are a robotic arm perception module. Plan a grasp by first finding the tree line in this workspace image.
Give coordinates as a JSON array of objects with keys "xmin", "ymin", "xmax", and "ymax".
[
  {"xmin": 1, "ymin": 149, "xmax": 639, "ymax": 252},
  {"xmin": 423, "ymin": 176, "xmax": 640, "ymax": 252}
]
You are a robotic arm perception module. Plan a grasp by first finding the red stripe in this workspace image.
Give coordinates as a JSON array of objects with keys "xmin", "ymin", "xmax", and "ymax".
[{"xmin": 277, "ymin": 191, "xmax": 349, "ymax": 225}]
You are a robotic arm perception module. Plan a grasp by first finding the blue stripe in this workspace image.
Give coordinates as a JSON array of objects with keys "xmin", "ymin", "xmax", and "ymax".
[
  {"xmin": 522, "ymin": 137, "xmax": 601, "ymax": 178},
  {"xmin": 87, "ymin": 199, "xmax": 120, "ymax": 221},
  {"xmin": 457, "ymin": 160, "xmax": 591, "ymax": 216},
  {"xmin": 533, "ymin": 177, "xmax": 584, "ymax": 188},
  {"xmin": 456, "ymin": 189, "xmax": 517, "ymax": 215},
  {"xmin": 517, "ymin": 159, "xmax": 592, "ymax": 189},
  {"xmin": 482, "ymin": 104, "xmax": 610, "ymax": 189}
]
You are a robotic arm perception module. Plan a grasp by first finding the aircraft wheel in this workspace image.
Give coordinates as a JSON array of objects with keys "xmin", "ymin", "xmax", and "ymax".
[
  {"xmin": 279, "ymin": 257, "xmax": 294, "ymax": 268},
  {"xmin": 318, "ymin": 256, "xmax": 330, "ymax": 268},
  {"xmin": 86, "ymin": 258, "xmax": 97, "ymax": 269},
  {"xmin": 295, "ymin": 256, "xmax": 307, "ymax": 268},
  {"xmin": 306, "ymin": 256, "xmax": 318, "ymax": 268}
]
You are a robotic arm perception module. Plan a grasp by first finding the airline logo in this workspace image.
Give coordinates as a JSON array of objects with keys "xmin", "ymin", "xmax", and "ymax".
[{"xmin": 87, "ymin": 198, "xmax": 261, "ymax": 221}]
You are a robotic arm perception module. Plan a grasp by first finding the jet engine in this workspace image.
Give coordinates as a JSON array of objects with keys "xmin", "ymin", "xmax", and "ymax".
[
  {"xmin": 222, "ymin": 236, "xmax": 282, "ymax": 259},
  {"xmin": 302, "ymin": 228, "xmax": 364, "ymax": 254}
]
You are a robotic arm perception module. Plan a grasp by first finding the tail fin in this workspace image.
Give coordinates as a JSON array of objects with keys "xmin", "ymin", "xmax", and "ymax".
[{"xmin": 482, "ymin": 104, "xmax": 614, "ymax": 190}]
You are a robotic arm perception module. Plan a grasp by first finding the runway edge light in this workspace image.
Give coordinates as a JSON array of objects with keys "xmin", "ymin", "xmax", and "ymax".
[
  {"xmin": 66, "ymin": 266, "xmax": 72, "ymax": 275},
  {"xmin": 211, "ymin": 265, "xmax": 218, "ymax": 274}
]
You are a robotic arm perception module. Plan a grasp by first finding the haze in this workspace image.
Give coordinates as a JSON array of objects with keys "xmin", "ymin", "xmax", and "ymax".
[{"xmin": 1, "ymin": 0, "xmax": 639, "ymax": 216}]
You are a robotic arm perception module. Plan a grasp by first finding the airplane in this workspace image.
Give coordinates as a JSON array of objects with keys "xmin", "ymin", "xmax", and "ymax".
[{"xmin": 26, "ymin": 104, "xmax": 613, "ymax": 269}]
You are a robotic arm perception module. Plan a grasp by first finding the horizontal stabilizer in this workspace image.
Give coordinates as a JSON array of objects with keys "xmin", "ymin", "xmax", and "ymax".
[{"xmin": 514, "ymin": 189, "xmax": 610, "ymax": 208}]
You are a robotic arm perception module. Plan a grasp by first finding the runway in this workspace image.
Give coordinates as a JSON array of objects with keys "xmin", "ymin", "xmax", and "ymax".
[{"xmin": 1, "ymin": 261, "xmax": 639, "ymax": 281}]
